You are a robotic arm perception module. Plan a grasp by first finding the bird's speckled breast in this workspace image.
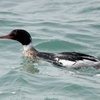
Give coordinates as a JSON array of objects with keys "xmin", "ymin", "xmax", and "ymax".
[{"xmin": 22, "ymin": 48, "xmax": 39, "ymax": 61}]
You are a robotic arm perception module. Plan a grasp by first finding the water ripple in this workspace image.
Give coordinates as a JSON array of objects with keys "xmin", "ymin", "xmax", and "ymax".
[{"xmin": 0, "ymin": 0, "xmax": 100, "ymax": 100}]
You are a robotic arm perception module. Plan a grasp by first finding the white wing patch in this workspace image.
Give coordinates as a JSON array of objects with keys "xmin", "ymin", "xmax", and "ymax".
[
  {"xmin": 55, "ymin": 58, "xmax": 75, "ymax": 67},
  {"xmin": 55, "ymin": 57, "xmax": 100, "ymax": 68},
  {"xmin": 59, "ymin": 59, "xmax": 75, "ymax": 67}
]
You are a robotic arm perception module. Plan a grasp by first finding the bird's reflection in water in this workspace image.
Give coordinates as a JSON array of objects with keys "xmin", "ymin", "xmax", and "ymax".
[{"xmin": 21, "ymin": 58, "xmax": 39, "ymax": 74}]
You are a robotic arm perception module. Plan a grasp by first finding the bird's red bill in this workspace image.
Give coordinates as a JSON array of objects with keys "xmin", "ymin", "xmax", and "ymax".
[{"xmin": 0, "ymin": 35, "xmax": 13, "ymax": 39}]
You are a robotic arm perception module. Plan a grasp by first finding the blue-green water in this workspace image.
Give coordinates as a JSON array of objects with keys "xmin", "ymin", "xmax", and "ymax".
[{"xmin": 0, "ymin": 0, "xmax": 100, "ymax": 100}]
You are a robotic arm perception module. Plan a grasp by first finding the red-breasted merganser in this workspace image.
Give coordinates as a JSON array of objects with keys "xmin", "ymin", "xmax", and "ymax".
[{"xmin": 0, "ymin": 29, "xmax": 100, "ymax": 69}]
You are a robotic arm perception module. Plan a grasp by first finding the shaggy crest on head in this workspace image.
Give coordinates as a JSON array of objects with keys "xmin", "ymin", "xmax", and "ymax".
[{"xmin": 0, "ymin": 29, "xmax": 100, "ymax": 69}]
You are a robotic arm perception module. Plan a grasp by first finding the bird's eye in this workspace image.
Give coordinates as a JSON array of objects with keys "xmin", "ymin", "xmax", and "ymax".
[{"xmin": 14, "ymin": 30, "xmax": 17, "ymax": 35}]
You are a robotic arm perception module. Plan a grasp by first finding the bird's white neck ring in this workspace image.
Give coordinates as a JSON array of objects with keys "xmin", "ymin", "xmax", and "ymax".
[{"xmin": 23, "ymin": 43, "xmax": 33, "ymax": 51}]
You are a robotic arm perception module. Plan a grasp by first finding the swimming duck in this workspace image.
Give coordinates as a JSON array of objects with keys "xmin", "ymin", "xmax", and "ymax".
[{"xmin": 0, "ymin": 29, "xmax": 100, "ymax": 69}]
